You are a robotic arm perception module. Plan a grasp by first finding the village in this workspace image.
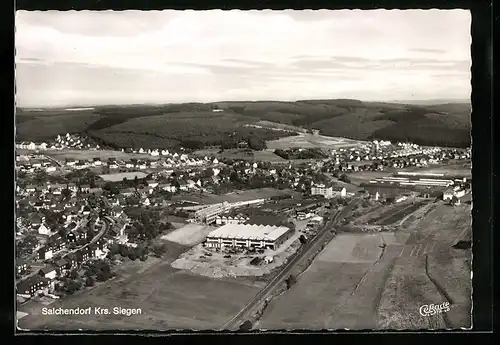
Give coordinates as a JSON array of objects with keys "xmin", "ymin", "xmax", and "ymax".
[{"xmin": 16, "ymin": 132, "xmax": 471, "ymax": 325}]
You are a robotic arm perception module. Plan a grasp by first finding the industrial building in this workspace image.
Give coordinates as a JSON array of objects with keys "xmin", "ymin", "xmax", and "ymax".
[
  {"xmin": 205, "ymin": 224, "xmax": 293, "ymax": 250},
  {"xmin": 194, "ymin": 202, "xmax": 230, "ymax": 224},
  {"xmin": 311, "ymin": 183, "xmax": 346, "ymax": 198},
  {"xmin": 360, "ymin": 183, "xmax": 418, "ymax": 198}
]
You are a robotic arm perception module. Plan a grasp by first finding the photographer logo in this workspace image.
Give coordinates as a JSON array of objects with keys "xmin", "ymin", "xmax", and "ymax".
[{"xmin": 419, "ymin": 302, "xmax": 451, "ymax": 317}]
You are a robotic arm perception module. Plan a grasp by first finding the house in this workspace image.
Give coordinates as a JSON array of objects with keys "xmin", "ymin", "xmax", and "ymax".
[
  {"xmin": 81, "ymin": 246, "xmax": 96, "ymax": 261},
  {"xmin": 111, "ymin": 206, "xmax": 123, "ymax": 217},
  {"xmin": 37, "ymin": 223, "xmax": 51, "ymax": 236},
  {"xmin": 82, "ymin": 206, "xmax": 91, "ymax": 215},
  {"xmin": 67, "ymin": 183, "xmax": 78, "ymax": 192},
  {"xmin": 47, "ymin": 235, "xmax": 66, "ymax": 252},
  {"xmin": 53, "ymin": 258, "xmax": 71, "ymax": 276},
  {"xmin": 178, "ymin": 181, "xmax": 188, "ymax": 191},
  {"xmin": 147, "ymin": 180, "xmax": 159, "ymax": 189},
  {"xmin": 39, "ymin": 265, "xmax": 57, "ymax": 280},
  {"xmin": 25, "ymin": 185, "xmax": 37, "ymax": 193},
  {"xmin": 121, "ymin": 187, "xmax": 136, "ymax": 196},
  {"xmin": 80, "ymin": 185, "xmax": 91, "ymax": 193},
  {"xmin": 16, "ymin": 258, "xmax": 28, "ymax": 276},
  {"xmin": 38, "ymin": 246, "xmax": 53, "ymax": 260},
  {"xmin": 92, "ymin": 158, "xmax": 102, "ymax": 166},
  {"xmin": 332, "ymin": 186, "xmax": 347, "ymax": 197},
  {"xmin": 443, "ymin": 188, "xmax": 454, "ymax": 201},
  {"xmin": 17, "ymin": 275, "xmax": 50, "ymax": 297},
  {"xmin": 30, "ymin": 213, "xmax": 45, "ymax": 227}
]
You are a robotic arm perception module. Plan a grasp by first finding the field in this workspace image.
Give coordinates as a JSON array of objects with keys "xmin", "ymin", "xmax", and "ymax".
[
  {"xmin": 193, "ymin": 148, "xmax": 286, "ymax": 162},
  {"xmin": 45, "ymin": 149, "xmax": 156, "ymax": 161},
  {"xmin": 17, "ymin": 101, "xmax": 471, "ymax": 149},
  {"xmin": 258, "ymin": 233, "xmax": 385, "ymax": 330},
  {"xmin": 17, "ymin": 241, "xmax": 262, "ymax": 330},
  {"xmin": 161, "ymin": 224, "xmax": 215, "ymax": 246},
  {"xmin": 258, "ymin": 203, "xmax": 471, "ymax": 330},
  {"xmin": 99, "ymin": 171, "xmax": 149, "ymax": 182},
  {"xmin": 266, "ymin": 133, "xmax": 364, "ymax": 150},
  {"xmin": 369, "ymin": 201, "xmax": 427, "ymax": 226},
  {"xmin": 171, "ymin": 188, "xmax": 294, "ymax": 205},
  {"xmin": 404, "ymin": 162, "xmax": 472, "ymax": 178}
]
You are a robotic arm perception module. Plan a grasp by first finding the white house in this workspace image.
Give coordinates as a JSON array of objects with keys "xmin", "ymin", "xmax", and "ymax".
[
  {"xmin": 443, "ymin": 188, "xmax": 454, "ymax": 201},
  {"xmin": 38, "ymin": 224, "xmax": 51, "ymax": 235}
]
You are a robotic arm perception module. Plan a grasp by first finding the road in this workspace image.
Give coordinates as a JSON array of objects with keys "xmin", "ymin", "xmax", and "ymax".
[
  {"xmin": 43, "ymin": 154, "xmax": 63, "ymax": 168},
  {"xmin": 221, "ymin": 198, "xmax": 361, "ymax": 330}
]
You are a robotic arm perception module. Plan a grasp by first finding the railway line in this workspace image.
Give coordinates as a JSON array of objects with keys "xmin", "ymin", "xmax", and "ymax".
[{"xmin": 222, "ymin": 198, "xmax": 360, "ymax": 330}]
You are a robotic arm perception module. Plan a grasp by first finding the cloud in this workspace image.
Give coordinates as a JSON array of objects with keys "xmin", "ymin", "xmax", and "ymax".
[{"xmin": 15, "ymin": 9, "xmax": 471, "ymax": 107}]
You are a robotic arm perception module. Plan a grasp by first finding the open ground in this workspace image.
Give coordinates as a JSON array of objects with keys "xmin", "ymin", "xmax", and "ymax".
[
  {"xmin": 171, "ymin": 188, "xmax": 296, "ymax": 205},
  {"xmin": 161, "ymin": 224, "xmax": 215, "ymax": 246},
  {"xmin": 257, "ymin": 203, "xmax": 471, "ymax": 330},
  {"xmin": 44, "ymin": 149, "xmax": 157, "ymax": 161},
  {"xmin": 266, "ymin": 133, "xmax": 364, "ymax": 150},
  {"xmin": 194, "ymin": 148, "xmax": 286, "ymax": 162},
  {"xmin": 17, "ymin": 240, "xmax": 263, "ymax": 330}
]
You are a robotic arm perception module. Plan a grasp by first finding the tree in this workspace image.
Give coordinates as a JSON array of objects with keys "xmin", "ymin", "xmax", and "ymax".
[
  {"xmin": 61, "ymin": 188, "xmax": 72, "ymax": 200},
  {"xmin": 285, "ymin": 274, "xmax": 297, "ymax": 289},
  {"xmin": 65, "ymin": 280, "xmax": 82, "ymax": 295},
  {"xmin": 69, "ymin": 269, "xmax": 79, "ymax": 280},
  {"xmin": 119, "ymin": 245, "xmax": 130, "ymax": 257},
  {"xmin": 151, "ymin": 243, "xmax": 167, "ymax": 257},
  {"xmin": 247, "ymin": 136, "xmax": 266, "ymax": 151},
  {"xmin": 238, "ymin": 320, "xmax": 253, "ymax": 331},
  {"xmin": 128, "ymin": 251, "xmax": 137, "ymax": 261},
  {"xmin": 85, "ymin": 276, "xmax": 95, "ymax": 287},
  {"xmin": 339, "ymin": 174, "xmax": 351, "ymax": 183}
]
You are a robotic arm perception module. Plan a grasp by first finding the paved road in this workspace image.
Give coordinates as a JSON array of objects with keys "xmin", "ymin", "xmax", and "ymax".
[
  {"xmin": 43, "ymin": 155, "xmax": 63, "ymax": 168},
  {"xmin": 221, "ymin": 198, "xmax": 361, "ymax": 330}
]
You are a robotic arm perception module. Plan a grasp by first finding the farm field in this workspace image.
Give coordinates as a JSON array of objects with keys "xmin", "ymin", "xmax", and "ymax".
[
  {"xmin": 99, "ymin": 171, "xmax": 149, "ymax": 182},
  {"xmin": 258, "ymin": 233, "xmax": 386, "ymax": 330},
  {"xmin": 171, "ymin": 188, "xmax": 294, "ymax": 205},
  {"xmin": 258, "ymin": 203, "xmax": 471, "ymax": 330},
  {"xmin": 404, "ymin": 162, "xmax": 471, "ymax": 177},
  {"xmin": 372, "ymin": 201, "xmax": 428, "ymax": 226},
  {"xmin": 18, "ymin": 241, "xmax": 262, "ymax": 330},
  {"xmin": 193, "ymin": 148, "xmax": 286, "ymax": 162},
  {"xmin": 45, "ymin": 149, "xmax": 156, "ymax": 161},
  {"xmin": 266, "ymin": 133, "xmax": 364, "ymax": 150}
]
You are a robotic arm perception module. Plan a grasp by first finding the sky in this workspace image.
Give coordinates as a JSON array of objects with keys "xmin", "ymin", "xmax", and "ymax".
[{"xmin": 15, "ymin": 10, "xmax": 471, "ymax": 108}]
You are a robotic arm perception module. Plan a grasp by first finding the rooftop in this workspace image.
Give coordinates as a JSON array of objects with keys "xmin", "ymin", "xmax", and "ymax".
[{"xmin": 207, "ymin": 223, "xmax": 291, "ymax": 242}]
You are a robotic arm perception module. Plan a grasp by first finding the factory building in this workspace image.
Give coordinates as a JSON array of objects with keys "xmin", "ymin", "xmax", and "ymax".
[
  {"xmin": 360, "ymin": 183, "xmax": 416, "ymax": 198},
  {"xmin": 311, "ymin": 183, "xmax": 346, "ymax": 198},
  {"xmin": 194, "ymin": 202, "xmax": 230, "ymax": 224},
  {"xmin": 205, "ymin": 224, "xmax": 293, "ymax": 250}
]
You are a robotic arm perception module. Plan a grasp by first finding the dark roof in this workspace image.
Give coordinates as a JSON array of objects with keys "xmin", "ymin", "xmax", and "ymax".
[
  {"xmin": 54, "ymin": 258, "xmax": 68, "ymax": 267},
  {"xmin": 17, "ymin": 275, "xmax": 47, "ymax": 292},
  {"xmin": 39, "ymin": 265, "xmax": 56, "ymax": 274},
  {"xmin": 245, "ymin": 215, "xmax": 284, "ymax": 227}
]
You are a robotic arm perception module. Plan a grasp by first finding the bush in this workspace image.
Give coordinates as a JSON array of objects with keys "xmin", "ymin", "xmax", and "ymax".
[
  {"xmin": 238, "ymin": 320, "xmax": 253, "ymax": 331},
  {"xmin": 285, "ymin": 274, "xmax": 297, "ymax": 289},
  {"xmin": 85, "ymin": 276, "xmax": 95, "ymax": 287},
  {"xmin": 151, "ymin": 243, "xmax": 167, "ymax": 257}
]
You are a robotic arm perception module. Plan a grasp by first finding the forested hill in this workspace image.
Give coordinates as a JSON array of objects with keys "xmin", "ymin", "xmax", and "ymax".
[{"xmin": 16, "ymin": 99, "xmax": 471, "ymax": 149}]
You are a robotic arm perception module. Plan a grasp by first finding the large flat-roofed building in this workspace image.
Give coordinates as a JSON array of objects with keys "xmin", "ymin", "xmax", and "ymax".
[
  {"xmin": 311, "ymin": 183, "xmax": 346, "ymax": 198},
  {"xmin": 194, "ymin": 202, "xmax": 230, "ymax": 224},
  {"xmin": 205, "ymin": 224, "xmax": 293, "ymax": 250}
]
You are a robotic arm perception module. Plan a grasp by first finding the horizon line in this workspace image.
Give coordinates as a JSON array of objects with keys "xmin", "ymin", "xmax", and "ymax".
[{"xmin": 16, "ymin": 97, "xmax": 471, "ymax": 110}]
